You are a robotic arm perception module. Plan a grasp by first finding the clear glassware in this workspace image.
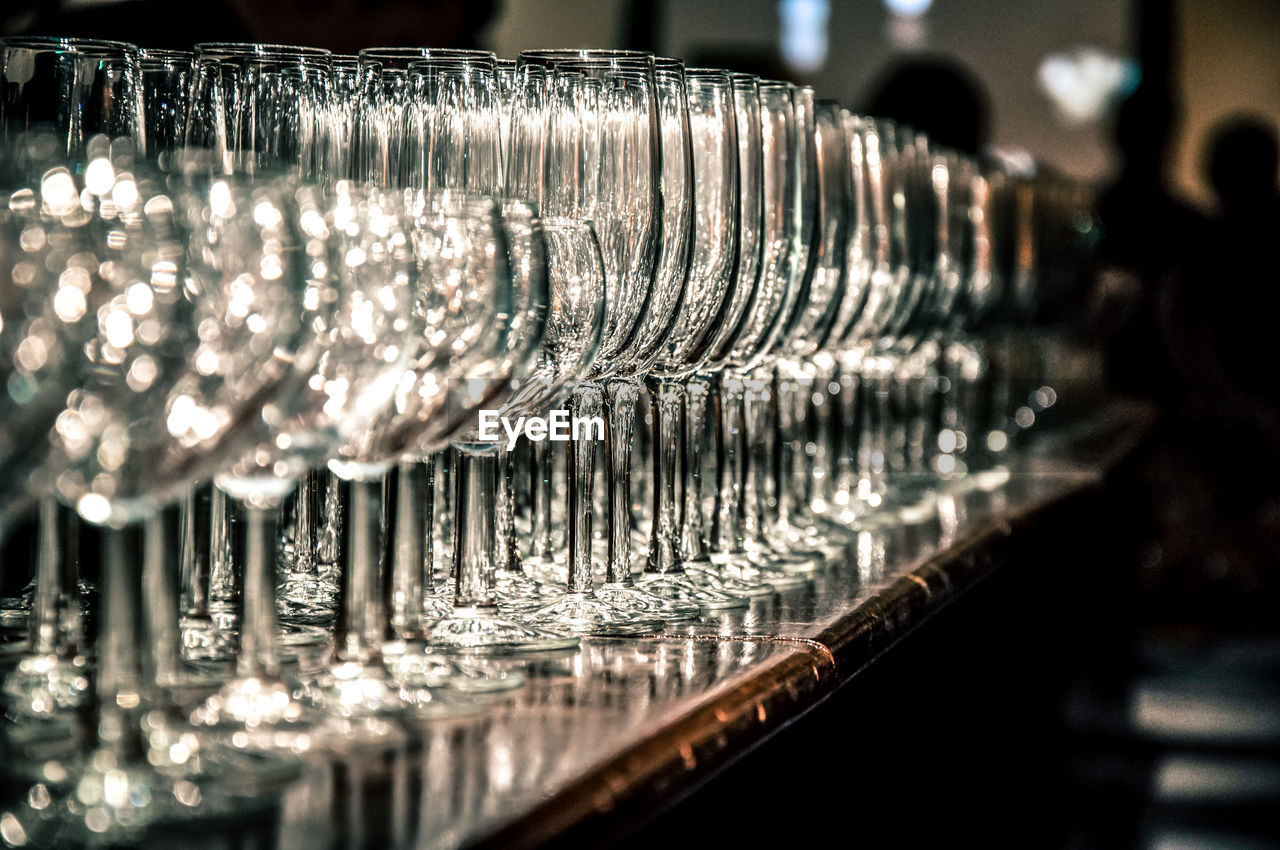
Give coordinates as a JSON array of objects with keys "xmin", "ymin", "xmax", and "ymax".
[
  {"xmin": 0, "ymin": 36, "xmax": 144, "ymax": 725},
  {"xmin": 509, "ymin": 53, "xmax": 671, "ymax": 636},
  {"xmin": 354, "ymin": 50, "xmax": 522, "ymax": 662},
  {"xmin": 820, "ymin": 118, "xmax": 913, "ymax": 527},
  {"xmin": 0, "ymin": 37, "xmax": 144, "ymax": 639},
  {"xmin": 650, "ymin": 71, "xmax": 767, "ymax": 606},
  {"xmin": 705, "ymin": 79, "xmax": 808, "ymax": 590},
  {"xmin": 487, "ymin": 217, "xmax": 608, "ymax": 608},
  {"xmin": 637, "ymin": 67, "xmax": 749, "ymax": 614},
  {"xmin": 14, "ymin": 157, "xmax": 309, "ymax": 841},
  {"xmin": 412, "ymin": 199, "xmax": 585, "ymax": 651},
  {"xmin": 763, "ymin": 97, "xmax": 858, "ymax": 563}
]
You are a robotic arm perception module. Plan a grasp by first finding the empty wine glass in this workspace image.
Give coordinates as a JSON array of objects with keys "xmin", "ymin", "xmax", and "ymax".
[
  {"xmin": 637, "ymin": 67, "xmax": 746, "ymax": 612},
  {"xmin": 641, "ymin": 71, "xmax": 765, "ymax": 608},
  {"xmin": 765, "ymin": 97, "xmax": 856, "ymax": 562},
  {"xmin": 0, "ymin": 35, "xmax": 144, "ymax": 718},
  {"xmin": 509, "ymin": 53, "xmax": 669, "ymax": 636},
  {"xmin": 7, "ymin": 157, "xmax": 308, "ymax": 843},
  {"xmin": 704, "ymin": 80, "xmax": 808, "ymax": 590}
]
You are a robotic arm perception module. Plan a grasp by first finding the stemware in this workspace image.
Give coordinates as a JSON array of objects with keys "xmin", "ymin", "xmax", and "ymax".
[
  {"xmin": 637, "ymin": 67, "xmax": 749, "ymax": 611},
  {"xmin": 414, "ymin": 200, "xmax": 586, "ymax": 651},
  {"xmin": 764, "ymin": 97, "xmax": 856, "ymax": 562},
  {"xmin": 180, "ymin": 43, "xmax": 340, "ymax": 643},
  {"xmin": 642, "ymin": 71, "xmax": 766, "ymax": 607},
  {"xmin": 0, "ymin": 35, "xmax": 144, "ymax": 714},
  {"xmin": 8, "ymin": 157, "xmax": 308, "ymax": 842},
  {"xmin": 703, "ymin": 80, "xmax": 807, "ymax": 590},
  {"xmin": 508, "ymin": 52, "xmax": 672, "ymax": 635}
]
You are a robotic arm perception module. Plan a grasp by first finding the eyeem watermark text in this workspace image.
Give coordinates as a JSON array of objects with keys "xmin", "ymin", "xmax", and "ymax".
[{"xmin": 478, "ymin": 410, "xmax": 605, "ymax": 450}]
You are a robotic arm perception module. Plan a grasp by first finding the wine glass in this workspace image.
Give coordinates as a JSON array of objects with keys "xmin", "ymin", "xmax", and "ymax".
[
  {"xmin": 635, "ymin": 66, "xmax": 747, "ymax": 612},
  {"xmin": 0, "ymin": 35, "xmax": 144, "ymax": 716},
  {"xmin": 507, "ymin": 53, "xmax": 670, "ymax": 636},
  {"xmin": 5, "ymin": 158, "xmax": 312, "ymax": 843},
  {"xmin": 703, "ymin": 80, "xmax": 808, "ymax": 590},
  {"xmin": 642, "ymin": 71, "xmax": 765, "ymax": 607},
  {"xmin": 820, "ymin": 118, "xmax": 914, "ymax": 527},
  {"xmin": 764, "ymin": 97, "xmax": 858, "ymax": 562}
]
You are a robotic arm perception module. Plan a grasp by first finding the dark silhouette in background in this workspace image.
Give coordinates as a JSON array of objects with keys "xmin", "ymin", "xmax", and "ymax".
[
  {"xmin": 860, "ymin": 56, "xmax": 989, "ymax": 156},
  {"xmin": 1197, "ymin": 115, "xmax": 1280, "ymax": 406},
  {"xmin": 1097, "ymin": 87, "xmax": 1203, "ymax": 402}
]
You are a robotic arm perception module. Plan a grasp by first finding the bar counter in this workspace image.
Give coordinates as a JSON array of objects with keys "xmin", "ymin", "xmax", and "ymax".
[{"xmin": 240, "ymin": 402, "xmax": 1153, "ymax": 850}]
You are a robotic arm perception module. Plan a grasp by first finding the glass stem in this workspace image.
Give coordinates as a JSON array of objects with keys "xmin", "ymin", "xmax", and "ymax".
[
  {"xmin": 287, "ymin": 468, "xmax": 322, "ymax": 583},
  {"xmin": 712, "ymin": 371, "xmax": 747, "ymax": 556},
  {"xmin": 28, "ymin": 497, "xmax": 81, "ymax": 657},
  {"xmin": 388, "ymin": 461, "xmax": 425, "ymax": 640},
  {"xmin": 97, "ymin": 520, "xmax": 150, "ymax": 761},
  {"xmin": 680, "ymin": 376, "xmax": 712, "ymax": 564},
  {"xmin": 807, "ymin": 359, "xmax": 834, "ymax": 514},
  {"xmin": 645, "ymin": 377, "xmax": 683, "ymax": 575},
  {"xmin": 529, "ymin": 436, "xmax": 554, "ymax": 561},
  {"xmin": 741, "ymin": 367, "xmax": 772, "ymax": 545},
  {"xmin": 179, "ymin": 482, "xmax": 212, "ymax": 623},
  {"xmin": 774, "ymin": 363, "xmax": 802, "ymax": 534},
  {"xmin": 495, "ymin": 443, "xmax": 521, "ymax": 575},
  {"xmin": 833, "ymin": 351, "xmax": 862, "ymax": 507},
  {"xmin": 451, "ymin": 444, "xmax": 498, "ymax": 609},
  {"xmin": 225, "ymin": 490, "xmax": 287, "ymax": 681},
  {"xmin": 567, "ymin": 383, "xmax": 603, "ymax": 594},
  {"xmin": 859, "ymin": 352, "xmax": 889, "ymax": 504},
  {"xmin": 333, "ymin": 470, "xmax": 391, "ymax": 664},
  {"xmin": 209, "ymin": 484, "xmax": 237, "ymax": 618},
  {"xmin": 144, "ymin": 502, "xmax": 183, "ymax": 691},
  {"xmin": 605, "ymin": 378, "xmax": 640, "ymax": 586}
]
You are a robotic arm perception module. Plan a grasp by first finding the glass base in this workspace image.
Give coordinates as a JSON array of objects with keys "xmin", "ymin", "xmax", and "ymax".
[
  {"xmin": 636, "ymin": 572, "xmax": 749, "ymax": 610},
  {"xmin": 772, "ymin": 510, "xmax": 857, "ymax": 563},
  {"xmin": 309, "ymin": 660, "xmax": 411, "ymax": 719},
  {"xmin": 425, "ymin": 607, "xmax": 580, "ymax": 653},
  {"xmin": 0, "ymin": 605, "xmax": 28, "ymax": 630},
  {"xmin": 524, "ymin": 554, "xmax": 570, "ymax": 588},
  {"xmin": 188, "ymin": 675, "xmax": 323, "ymax": 752},
  {"xmin": 276, "ymin": 576, "xmax": 337, "ymax": 625},
  {"xmin": 524, "ymin": 592, "xmax": 665, "ymax": 637},
  {"xmin": 493, "ymin": 569, "xmax": 557, "ymax": 608},
  {"xmin": 594, "ymin": 582, "xmax": 701, "ymax": 622},
  {"xmin": 397, "ymin": 684, "xmax": 493, "ymax": 721},
  {"xmin": 417, "ymin": 584, "xmax": 456, "ymax": 620},
  {"xmin": 384, "ymin": 640, "xmax": 525, "ymax": 693},
  {"xmin": 27, "ymin": 744, "xmax": 297, "ymax": 847},
  {"xmin": 3, "ymin": 653, "xmax": 92, "ymax": 715},
  {"xmin": 180, "ymin": 611, "xmax": 238, "ymax": 665},
  {"xmin": 682, "ymin": 562, "xmax": 775, "ymax": 597},
  {"xmin": 712, "ymin": 551, "xmax": 809, "ymax": 589}
]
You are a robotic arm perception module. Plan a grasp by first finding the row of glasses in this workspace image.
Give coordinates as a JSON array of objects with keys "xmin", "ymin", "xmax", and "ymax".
[{"xmin": 0, "ymin": 34, "xmax": 1102, "ymax": 845}]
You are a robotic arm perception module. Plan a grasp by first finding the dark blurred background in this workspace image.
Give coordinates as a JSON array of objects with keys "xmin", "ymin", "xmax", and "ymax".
[{"xmin": 4, "ymin": 1, "xmax": 1280, "ymax": 847}]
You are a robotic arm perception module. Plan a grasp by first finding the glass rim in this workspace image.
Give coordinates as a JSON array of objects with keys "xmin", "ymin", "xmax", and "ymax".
[
  {"xmin": 195, "ymin": 42, "xmax": 333, "ymax": 61},
  {"xmin": 358, "ymin": 47, "xmax": 496, "ymax": 69},
  {"xmin": 0, "ymin": 36, "xmax": 139, "ymax": 56},
  {"xmin": 406, "ymin": 56, "xmax": 497, "ymax": 73},
  {"xmin": 518, "ymin": 48, "xmax": 654, "ymax": 69},
  {"xmin": 139, "ymin": 48, "xmax": 194, "ymax": 64}
]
